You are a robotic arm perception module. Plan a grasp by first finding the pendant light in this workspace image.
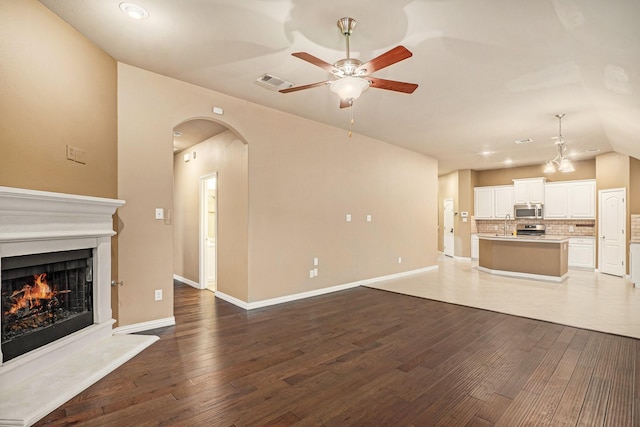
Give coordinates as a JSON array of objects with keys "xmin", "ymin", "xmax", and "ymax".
[{"xmin": 544, "ymin": 113, "xmax": 574, "ymax": 173}]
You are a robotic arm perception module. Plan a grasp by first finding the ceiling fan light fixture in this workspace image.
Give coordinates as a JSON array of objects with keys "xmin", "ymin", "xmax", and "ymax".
[{"xmin": 329, "ymin": 76, "xmax": 369, "ymax": 101}]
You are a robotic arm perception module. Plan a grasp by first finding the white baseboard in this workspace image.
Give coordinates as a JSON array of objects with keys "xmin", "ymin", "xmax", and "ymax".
[
  {"xmin": 173, "ymin": 274, "xmax": 201, "ymax": 289},
  {"xmin": 113, "ymin": 316, "xmax": 176, "ymax": 335},
  {"xmin": 216, "ymin": 265, "xmax": 438, "ymax": 311}
]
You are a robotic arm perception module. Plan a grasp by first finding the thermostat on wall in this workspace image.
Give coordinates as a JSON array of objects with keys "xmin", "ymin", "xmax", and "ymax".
[{"xmin": 461, "ymin": 212, "xmax": 468, "ymax": 218}]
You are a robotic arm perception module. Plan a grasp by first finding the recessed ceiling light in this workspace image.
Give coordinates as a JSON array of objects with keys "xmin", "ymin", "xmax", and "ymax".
[
  {"xmin": 119, "ymin": 3, "xmax": 149, "ymax": 20},
  {"xmin": 586, "ymin": 148, "xmax": 600, "ymax": 153},
  {"xmin": 503, "ymin": 159, "xmax": 514, "ymax": 165},
  {"xmin": 173, "ymin": 131, "xmax": 183, "ymax": 137},
  {"xmin": 478, "ymin": 151, "xmax": 494, "ymax": 156},
  {"xmin": 514, "ymin": 138, "xmax": 533, "ymax": 144}
]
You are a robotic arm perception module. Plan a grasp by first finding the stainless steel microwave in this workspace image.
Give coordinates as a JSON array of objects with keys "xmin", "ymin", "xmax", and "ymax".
[{"xmin": 514, "ymin": 204, "xmax": 543, "ymax": 219}]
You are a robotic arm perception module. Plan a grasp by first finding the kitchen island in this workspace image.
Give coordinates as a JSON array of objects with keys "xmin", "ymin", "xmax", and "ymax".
[{"xmin": 477, "ymin": 234, "xmax": 570, "ymax": 282}]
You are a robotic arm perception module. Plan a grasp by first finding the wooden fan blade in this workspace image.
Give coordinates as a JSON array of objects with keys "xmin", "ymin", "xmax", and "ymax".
[
  {"xmin": 367, "ymin": 77, "xmax": 418, "ymax": 94},
  {"xmin": 279, "ymin": 81, "xmax": 329, "ymax": 93},
  {"xmin": 355, "ymin": 46, "xmax": 413, "ymax": 75},
  {"xmin": 291, "ymin": 52, "xmax": 340, "ymax": 74}
]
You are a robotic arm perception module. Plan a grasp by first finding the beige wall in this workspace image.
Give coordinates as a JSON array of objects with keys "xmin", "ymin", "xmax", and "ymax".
[
  {"xmin": 631, "ymin": 157, "xmax": 640, "ymax": 214},
  {"xmin": 0, "ymin": 0, "xmax": 117, "ymax": 198},
  {"xmin": 476, "ymin": 159, "xmax": 595, "ymax": 187},
  {"xmin": 173, "ymin": 130, "xmax": 249, "ymax": 300},
  {"xmin": 117, "ymin": 63, "xmax": 438, "ymax": 322},
  {"xmin": 456, "ymin": 169, "xmax": 473, "ymax": 257}
]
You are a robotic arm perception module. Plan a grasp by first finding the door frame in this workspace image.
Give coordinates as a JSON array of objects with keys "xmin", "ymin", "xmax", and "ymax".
[
  {"xmin": 199, "ymin": 172, "xmax": 218, "ymax": 290},
  {"xmin": 443, "ymin": 198, "xmax": 454, "ymax": 257},
  {"xmin": 597, "ymin": 187, "xmax": 626, "ymax": 276}
]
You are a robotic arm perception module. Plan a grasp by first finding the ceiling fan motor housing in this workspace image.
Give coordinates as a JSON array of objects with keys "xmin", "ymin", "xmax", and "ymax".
[{"xmin": 333, "ymin": 58, "xmax": 364, "ymax": 77}]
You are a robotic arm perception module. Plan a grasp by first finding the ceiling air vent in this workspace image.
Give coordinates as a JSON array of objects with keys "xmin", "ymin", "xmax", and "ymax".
[
  {"xmin": 514, "ymin": 138, "xmax": 533, "ymax": 145},
  {"xmin": 255, "ymin": 74, "xmax": 293, "ymax": 91}
]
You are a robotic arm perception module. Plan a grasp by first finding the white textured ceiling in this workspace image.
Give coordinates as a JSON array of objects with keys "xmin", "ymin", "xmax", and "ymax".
[{"xmin": 40, "ymin": 0, "xmax": 640, "ymax": 175}]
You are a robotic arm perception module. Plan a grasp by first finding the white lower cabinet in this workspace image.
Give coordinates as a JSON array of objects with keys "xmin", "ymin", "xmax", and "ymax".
[
  {"xmin": 568, "ymin": 237, "xmax": 595, "ymax": 269},
  {"xmin": 631, "ymin": 243, "xmax": 640, "ymax": 287},
  {"xmin": 471, "ymin": 234, "xmax": 479, "ymax": 259}
]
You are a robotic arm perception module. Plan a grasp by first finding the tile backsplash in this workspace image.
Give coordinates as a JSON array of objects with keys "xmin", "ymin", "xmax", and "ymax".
[
  {"xmin": 472, "ymin": 218, "xmax": 596, "ymax": 236},
  {"xmin": 632, "ymin": 214, "xmax": 640, "ymax": 241}
]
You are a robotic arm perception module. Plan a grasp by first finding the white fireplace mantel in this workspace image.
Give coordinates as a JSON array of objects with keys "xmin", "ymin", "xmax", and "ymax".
[{"xmin": 0, "ymin": 186, "xmax": 158, "ymax": 427}]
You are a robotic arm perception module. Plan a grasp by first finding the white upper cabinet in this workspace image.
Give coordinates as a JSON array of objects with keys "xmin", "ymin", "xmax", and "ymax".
[
  {"xmin": 513, "ymin": 178, "xmax": 545, "ymax": 204},
  {"xmin": 544, "ymin": 179, "xmax": 595, "ymax": 219},
  {"xmin": 494, "ymin": 186, "xmax": 514, "ymax": 218},
  {"xmin": 544, "ymin": 183, "xmax": 569, "ymax": 218},
  {"xmin": 567, "ymin": 180, "xmax": 596, "ymax": 218},
  {"xmin": 474, "ymin": 185, "xmax": 513, "ymax": 219},
  {"xmin": 474, "ymin": 187, "xmax": 495, "ymax": 219}
]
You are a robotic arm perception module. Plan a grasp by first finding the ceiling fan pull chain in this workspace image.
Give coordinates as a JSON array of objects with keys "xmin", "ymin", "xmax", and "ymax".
[{"xmin": 348, "ymin": 102, "xmax": 355, "ymax": 137}]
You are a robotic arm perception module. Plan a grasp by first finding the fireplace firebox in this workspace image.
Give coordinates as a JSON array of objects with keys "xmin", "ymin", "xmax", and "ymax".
[{"xmin": 1, "ymin": 249, "xmax": 94, "ymax": 362}]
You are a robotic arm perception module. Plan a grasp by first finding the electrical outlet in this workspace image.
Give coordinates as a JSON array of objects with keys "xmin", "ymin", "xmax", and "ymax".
[
  {"xmin": 346, "ymin": 214, "xmax": 352, "ymax": 222},
  {"xmin": 313, "ymin": 257, "xmax": 318, "ymax": 266},
  {"xmin": 154, "ymin": 289, "xmax": 162, "ymax": 301},
  {"xmin": 313, "ymin": 268, "xmax": 318, "ymax": 277},
  {"xmin": 398, "ymin": 257, "xmax": 402, "ymax": 264},
  {"xmin": 309, "ymin": 269, "xmax": 314, "ymax": 279},
  {"xmin": 66, "ymin": 145, "xmax": 76, "ymax": 161},
  {"xmin": 366, "ymin": 215, "xmax": 372, "ymax": 222}
]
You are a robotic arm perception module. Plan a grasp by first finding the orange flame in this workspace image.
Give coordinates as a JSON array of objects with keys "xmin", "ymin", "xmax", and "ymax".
[{"xmin": 5, "ymin": 273, "xmax": 55, "ymax": 315}]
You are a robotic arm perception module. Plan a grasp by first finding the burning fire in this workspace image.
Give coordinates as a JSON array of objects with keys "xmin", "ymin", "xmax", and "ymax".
[{"xmin": 4, "ymin": 273, "xmax": 68, "ymax": 316}]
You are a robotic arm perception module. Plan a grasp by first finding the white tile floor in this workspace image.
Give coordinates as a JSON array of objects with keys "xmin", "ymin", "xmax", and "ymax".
[{"xmin": 367, "ymin": 254, "xmax": 640, "ymax": 339}]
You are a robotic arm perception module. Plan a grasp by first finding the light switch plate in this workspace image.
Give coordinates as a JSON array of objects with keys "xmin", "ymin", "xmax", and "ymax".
[{"xmin": 155, "ymin": 208, "xmax": 164, "ymax": 220}]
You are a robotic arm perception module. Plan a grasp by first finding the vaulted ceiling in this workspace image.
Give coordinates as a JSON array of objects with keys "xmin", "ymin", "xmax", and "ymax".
[{"xmin": 40, "ymin": 0, "xmax": 640, "ymax": 175}]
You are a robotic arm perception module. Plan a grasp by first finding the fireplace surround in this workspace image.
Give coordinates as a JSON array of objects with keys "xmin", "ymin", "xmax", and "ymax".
[{"xmin": 0, "ymin": 186, "xmax": 158, "ymax": 426}]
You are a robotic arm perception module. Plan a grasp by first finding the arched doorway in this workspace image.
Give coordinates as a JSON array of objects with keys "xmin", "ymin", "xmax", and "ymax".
[{"xmin": 172, "ymin": 118, "xmax": 248, "ymax": 297}]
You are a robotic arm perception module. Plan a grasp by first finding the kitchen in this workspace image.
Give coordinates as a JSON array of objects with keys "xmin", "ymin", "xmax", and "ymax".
[{"xmin": 438, "ymin": 153, "xmax": 640, "ymax": 285}]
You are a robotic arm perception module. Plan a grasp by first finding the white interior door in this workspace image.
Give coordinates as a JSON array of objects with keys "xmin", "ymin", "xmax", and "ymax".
[
  {"xmin": 444, "ymin": 199, "xmax": 454, "ymax": 257},
  {"xmin": 200, "ymin": 173, "xmax": 218, "ymax": 291},
  {"xmin": 598, "ymin": 188, "xmax": 626, "ymax": 277}
]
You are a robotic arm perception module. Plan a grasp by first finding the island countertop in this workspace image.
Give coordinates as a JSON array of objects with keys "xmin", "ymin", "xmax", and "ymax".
[{"xmin": 477, "ymin": 233, "xmax": 570, "ymax": 243}]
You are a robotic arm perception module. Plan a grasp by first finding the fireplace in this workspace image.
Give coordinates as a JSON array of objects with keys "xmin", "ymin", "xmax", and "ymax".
[
  {"xmin": 2, "ymin": 249, "xmax": 94, "ymax": 362},
  {"xmin": 0, "ymin": 186, "xmax": 157, "ymax": 427}
]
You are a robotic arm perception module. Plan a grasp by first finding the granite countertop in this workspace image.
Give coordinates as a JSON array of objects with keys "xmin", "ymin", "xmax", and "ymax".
[{"xmin": 477, "ymin": 233, "xmax": 570, "ymax": 243}]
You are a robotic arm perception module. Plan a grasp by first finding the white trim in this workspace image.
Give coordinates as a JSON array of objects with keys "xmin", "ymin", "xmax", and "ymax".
[
  {"xmin": 112, "ymin": 316, "xmax": 176, "ymax": 335},
  {"xmin": 216, "ymin": 265, "xmax": 438, "ymax": 310},
  {"xmin": 173, "ymin": 274, "xmax": 200, "ymax": 289},
  {"xmin": 476, "ymin": 266, "xmax": 568, "ymax": 283},
  {"xmin": 454, "ymin": 256, "xmax": 472, "ymax": 261}
]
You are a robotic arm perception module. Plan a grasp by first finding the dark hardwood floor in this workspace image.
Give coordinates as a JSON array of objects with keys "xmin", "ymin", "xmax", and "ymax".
[{"xmin": 37, "ymin": 281, "xmax": 639, "ymax": 426}]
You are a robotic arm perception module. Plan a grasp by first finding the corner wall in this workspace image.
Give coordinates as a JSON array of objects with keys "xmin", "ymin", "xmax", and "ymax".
[{"xmin": 118, "ymin": 63, "xmax": 438, "ymax": 324}]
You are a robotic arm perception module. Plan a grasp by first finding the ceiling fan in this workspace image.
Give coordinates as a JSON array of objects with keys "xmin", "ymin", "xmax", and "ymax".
[{"xmin": 280, "ymin": 17, "xmax": 418, "ymax": 108}]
